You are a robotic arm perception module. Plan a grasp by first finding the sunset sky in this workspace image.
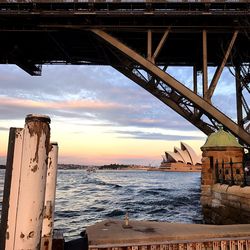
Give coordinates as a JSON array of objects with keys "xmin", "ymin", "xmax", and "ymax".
[{"xmin": 0, "ymin": 64, "xmax": 237, "ymax": 166}]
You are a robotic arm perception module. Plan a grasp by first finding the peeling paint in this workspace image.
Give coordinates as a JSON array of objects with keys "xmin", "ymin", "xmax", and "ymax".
[
  {"xmin": 28, "ymin": 231, "xmax": 35, "ymax": 238},
  {"xmin": 26, "ymin": 118, "xmax": 50, "ymax": 164},
  {"xmin": 44, "ymin": 239, "xmax": 49, "ymax": 246},
  {"xmin": 31, "ymin": 164, "xmax": 38, "ymax": 173},
  {"xmin": 15, "ymin": 128, "xmax": 24, "ymax": 139},
  {"xmin": 20, "ymin": 232, "xmax": 25, "ymax": 239},
  {"xmin": 39, "ymin": 209, "xmax": 44, "ymax": 220}
]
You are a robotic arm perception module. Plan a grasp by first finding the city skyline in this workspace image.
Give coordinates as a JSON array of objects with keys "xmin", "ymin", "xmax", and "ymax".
[{"xmin": 0, "ymin": 64, "xmax": 236, "ymax": 165}]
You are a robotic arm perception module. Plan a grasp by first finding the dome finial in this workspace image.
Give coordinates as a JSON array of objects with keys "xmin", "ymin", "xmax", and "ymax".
[{"xmin": 218, "ymin": 124, "xmax": 223, "ymax": 131}]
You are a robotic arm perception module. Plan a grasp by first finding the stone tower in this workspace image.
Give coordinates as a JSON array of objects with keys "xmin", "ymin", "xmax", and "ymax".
[
  {"xmin": 201, "ymin": 128, "xmax": 243, "ymax": 187},
  {"xmin": 200, "ymin": 128, "xmax": 249, "ymax": 224}
]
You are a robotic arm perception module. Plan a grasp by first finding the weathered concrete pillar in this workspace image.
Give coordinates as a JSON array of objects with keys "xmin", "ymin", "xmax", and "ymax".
[
  {"xmin": 41, "ymin": 142, "xmax": 59, "ymax": 250},
  {"xmin": 13, "ymin": 114, "xmax": 51, "ymax": 249},
  {"xmin": 0, "ymin": 128, "xmax": 24, "ymax": 250}
]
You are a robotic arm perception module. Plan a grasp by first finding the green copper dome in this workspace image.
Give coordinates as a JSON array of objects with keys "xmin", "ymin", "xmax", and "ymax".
[{"xmin": 202, "ymin": 128, "xmax": 242, "ymax": 149}]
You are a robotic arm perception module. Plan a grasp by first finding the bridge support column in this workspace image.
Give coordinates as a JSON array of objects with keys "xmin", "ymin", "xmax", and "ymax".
[
  {"xmin": 193, "ymin": 65, "xmax": 198, "ymax": 116},
  {"xmin": 202, "ymin": 30, "xmax": 208, "ymax": 99},
  {"xmin": 236, "ymin": 65, "xmax": 243, "ymax": 128}
]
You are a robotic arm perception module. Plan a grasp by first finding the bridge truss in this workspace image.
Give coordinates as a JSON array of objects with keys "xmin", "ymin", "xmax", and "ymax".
[{"xmin": 0, "ymin": 1, "xmax": 249, "ymax": 145}]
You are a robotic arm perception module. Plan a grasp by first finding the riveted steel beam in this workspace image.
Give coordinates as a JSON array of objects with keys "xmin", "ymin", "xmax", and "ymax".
[
  {"xmin": 113, "ymin": 64, "xmax": 214, "ymax": 135},
  {"xmin": 206, "ymin": 31, "xmax": 238, "ymax": 100},
  {"xmin": 202, "ymin": 30, "xmax": 208, "ymax": 100},
  {"xmin": 236, "ymin": 65, "xmax": 243, "ymax": 128},
  {"xmin": 150, "ymin": 29, "xmax": 170, "ymax": 64},
  {"xmin": 92, "ymin": 29, "xmax": 250, "ymax": 146}
]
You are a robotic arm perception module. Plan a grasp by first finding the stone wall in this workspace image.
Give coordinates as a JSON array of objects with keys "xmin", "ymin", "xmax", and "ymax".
[
  {"xmin": 201, "ymin": 147, "xmax": 244, "ymax": 186},
  {"xmin": 201, "ymin": 183, "xmax": 250, "ymax": 224}
]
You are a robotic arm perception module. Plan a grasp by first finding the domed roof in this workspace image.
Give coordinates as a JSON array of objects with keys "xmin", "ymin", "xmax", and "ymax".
[{"xmin": 201, "ymin": 128, "xmax": 242, "ymax": 149}]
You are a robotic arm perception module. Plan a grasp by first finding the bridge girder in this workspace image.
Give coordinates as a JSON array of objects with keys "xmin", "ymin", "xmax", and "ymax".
[
  {"xmin": 0, "ymin": 1, "xmax": 249, "ymax": 145},
  {"xmin": 91, "ymin": 29, "xmax": 250, "ymax": 146}
]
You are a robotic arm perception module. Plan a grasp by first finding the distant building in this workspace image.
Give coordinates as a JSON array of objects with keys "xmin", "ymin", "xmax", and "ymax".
[{"xmin": 160, "ymin": 142, "xmax": 201, "ymax": 172}]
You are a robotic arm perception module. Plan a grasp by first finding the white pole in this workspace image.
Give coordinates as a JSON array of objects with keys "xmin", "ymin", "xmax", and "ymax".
[
  {"xmin": 14, "ymin": 114, "xmax": 51, "ymax": 249},
  {"xmin": 41, "ymin": 142, "xmax": 59, "ymax": 250},
  {"xmin": 0, "ymin": 128, "xmax": 24, "ymax": 250}
]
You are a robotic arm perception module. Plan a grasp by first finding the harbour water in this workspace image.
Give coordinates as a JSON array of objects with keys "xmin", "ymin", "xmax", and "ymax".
[{"xmin": 0, "ymin": 169, "xmax": 203, "ymax": 241}]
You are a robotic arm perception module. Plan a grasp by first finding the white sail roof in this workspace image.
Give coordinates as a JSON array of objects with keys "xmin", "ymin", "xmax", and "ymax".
[{"xmin": 163, "ymin": 142, "xmax": 201, "ymax": 165}]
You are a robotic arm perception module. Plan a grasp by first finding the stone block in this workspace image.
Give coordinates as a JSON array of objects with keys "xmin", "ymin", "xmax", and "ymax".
[
  {"xmin": 202, "ymin": 182, "xmax": 250, "ymax": 224},
  {"xmin": 200, "ymin": 197, "xmax": 212, "ymax": 206},
  {"xmin": 211, "ymin": 198, "xmax": 222, "ymax": 208},
  {"xmin": 241, "ymin": 200, "xmax": 250, "ymax": 211},
  {"xmin": 201, "ymin": 185, "xmax": 212, "ymax": 193},
  {"xmin": 227, "ymin": 200, "xmax": 241, "ymax": 209},
  {"xmin": 213, "ymin": 192, "xmax": 222, "ymax": 200},
  {"xmin": 227, "ymin": 194, "xmax": 240, "ymax": 202}
]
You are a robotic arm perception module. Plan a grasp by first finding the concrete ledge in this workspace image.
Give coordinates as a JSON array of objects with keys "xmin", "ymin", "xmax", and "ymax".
[{"xmin": 86, "ymin": 220, "xmax": 250, "ymax": 247}]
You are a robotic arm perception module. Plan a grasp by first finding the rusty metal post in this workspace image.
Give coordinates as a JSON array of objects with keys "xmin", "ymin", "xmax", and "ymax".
[
  {"xmin": 41, "ymin": 142, "xmax": 59, "ymax": 250},
  {"xmin": 13, "ymin": 114, "xmax": 51, "ymax": 249},
  {"xmin": 0, "ymin": 128, "xmax": 24, "ymax": 250},
  {"xmin": 230, "ymin": 158, "xmax": 235, "ymax": 186},
  {"xmin": 222, "ymin": 159, "xmax": 225, "ymax": 184},
  {"xmin": 215, "ymin": 159, "xmax": 219, "ymax": 183},
  {"xmin": 242, "ymin": 157, "xmax": 247, "ymax": 187}
]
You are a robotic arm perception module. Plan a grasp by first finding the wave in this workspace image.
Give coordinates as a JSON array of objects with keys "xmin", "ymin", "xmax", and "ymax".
[
  {"xmin": 0, "ymin": 170, "xmax": 202, "ymax": 241},
  {"xmin": 105, "ymin": 209, "xmax": 125, "ymax": 217}
]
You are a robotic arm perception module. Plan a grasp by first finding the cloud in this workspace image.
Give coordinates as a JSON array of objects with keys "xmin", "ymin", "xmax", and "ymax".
[
  {"xmin": 0, "ymin": 127, "xmax": 8, "ymax": 131},
  {"xmin": 112, "ymin": 130, "xmax": 206, "ymax": 141},
  {"xmin": 0, "ymin": 96, "xmax": 125, "ymax": 111},
  {"xmin": 0, "ymin": 64, "xmax": 238, "ymax": 136},
  {"xmin": 58, "ymin": 152, "xmax": 158, "ymax": 166}
]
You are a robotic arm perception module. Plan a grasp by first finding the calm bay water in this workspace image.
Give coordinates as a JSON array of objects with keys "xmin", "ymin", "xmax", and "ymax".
[{"xmin": 0, "ymin": 169, "xmax": 203, "ymax": 241}]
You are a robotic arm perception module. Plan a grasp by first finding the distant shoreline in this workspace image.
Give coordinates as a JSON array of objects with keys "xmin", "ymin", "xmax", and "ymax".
[
  {"xmin": 0, "ymin": 164, "xmax": 152, "ymax": 170},
  {"xmin": 0, "ymin": 164, "xmax": 201, "ymax": 172},
  {"xmin": 58, "ymin": 163, "xmax": 153, "ymax": 171}
]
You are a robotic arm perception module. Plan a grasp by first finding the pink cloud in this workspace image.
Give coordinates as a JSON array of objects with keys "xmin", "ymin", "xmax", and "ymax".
[
  {"xmin": 0, "ymin": 96, "xmax": 125, "ymax": 111},
  {"xmin": 129, "ymin": 118, "xmax": 163, "ymax": 124},
  {"xmin": 59, "ymin": 153, "xmax": 160, "ymax": 166}
]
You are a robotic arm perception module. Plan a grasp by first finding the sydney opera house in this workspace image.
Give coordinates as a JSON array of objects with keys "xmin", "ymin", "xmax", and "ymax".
[{"xmin": 160, "ymin": 142, "xmax": 202, "ymax": 172}]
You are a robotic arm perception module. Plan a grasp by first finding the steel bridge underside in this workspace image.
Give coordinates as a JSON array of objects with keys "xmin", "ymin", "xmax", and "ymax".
[{"xmin": 0, "ymin": 1, "xmax": 250, "ymax": 145}]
